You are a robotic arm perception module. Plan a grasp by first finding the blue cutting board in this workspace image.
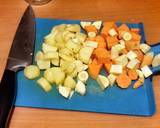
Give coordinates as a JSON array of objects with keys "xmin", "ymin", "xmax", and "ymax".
[{"xmin": 15, "ymin": 18, "xmax": 157, "ymax": 116}]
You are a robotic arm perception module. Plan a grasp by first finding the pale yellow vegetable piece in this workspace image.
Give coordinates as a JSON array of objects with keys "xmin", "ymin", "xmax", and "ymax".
[
  {"xmin": 77, "ymin": 71, "xmax": 89, "ymax": 83},
  {"xmin": 152, "ymin": 54, "xmax": 160, "ymax": 67},
  {"xmin": 92, "ymin": 21, "xmax": 102, "ymax": 30},
  {"xmin": 76, "ymin": 32, "xmax": 86, "ymax": 43},
  {"xmin": 127, "ymin": 59, "xmax": 140, "ymax": 69},
  {"xmin": 97, "ymin": 75, "xmax": 109, "ymax": 90},
  {"xmin": 111, "ymin": 47, "xmax": 119, "ymax": 60},
  {"xmin": 24, "ymin": 65, "xmax": 40, "ymax": 79},
  {"xmin": 70, "ymin": 69, "xmax": 78, "ymax": 78},
  {"xmin": 84, "ymin": 41, "xmax": 98, "ymax": 48},
  {"xmin": 44, "ymin": 33, "xmax": 56, "ymax": 46},
  {"xmin": 122, "ymin": 32, "xmax": 132, "ymax": 41},
  {"xmin": 141, "ymin": 65, "xmax": 153, "ymax": 78},
  {"xmin": 64, "ymin": 76, "xmax": 76, "ymax": 90},
  {"xmin": 60, "ymin": 59, "xmax": 71, "ymax": 71},
  {"xmin": 59, "ymin": 53, "xmax": 75, "ymax": 62},
  {"xmin": 65, "ymin": 39, "xmax": 81, "ymax": 53},
  {"xmin": 119, "ymin": 39, "xmax": 125, "ymax": 47},
  {"xmin": 44, "ymin": 51, "xmax": 59, "ymax": 60},
  {"xmin": 74, "ymin": 60, "xmax": 84, "ymax": 72},
  {"xmin": 66, "ymin": 24, "xmax": 81, "ymax": 32},
  {"xmin": 80, "ymin": 21, "xmax": 92, "ymax": 28},
  {"xmin": 51, "ymin": 24, "xmax": 67, "ymax": 32},
  {"xmin": 127, "ymin": 51, "xmax": 137, "ymax": 60},
  {"xmin": 136, "ymin": 70, "xmax": 145, "ymax": 83},
  {"xmin": 107, "ymin": 74, "xmax": 116, "ymax": 86},
  {"xmin": 58, "ymin": 86, "xmax": 71, "ymax": 98},
  {"xmin": 44, "ymin": 68, "xmax": 55, "ymax": 84},
  {"xmin": 63, "ymin": 31, "xmax": 75, "ymax": 42},
  {"xmin": 59, "ymin": 48, "xmax": 74, "ymax": 57},
  {"xmin": 65, "ymin": 62, "xmax": 76, "ymax": 75},
  {"xmin": 79, "ymin": 46, "xmax": 94, "ymax": 64},
  {"xmin": 37, "ymin": 60, "xmax": 50, "ymax": 70},
  {"xmin": 55, "ymin": 32, "xmax": 65, "ymax": 49},
  {"xmin": 140, "ymin": 43, "xmax": 151, "ymax": 54},
  {"xmin": 69, "ymin": 90, "xmax": 75, "ymax": 99},
  {"xmin": 51, "ymin": 59, "xmax": 59, "ymax": 66},
  {"xmin": 35, "ymin": 51, "xmax": 44, "ymax": 62},
  {"xmin": 88, "ymin": 32, "xmax": 96, "ymax": 38},
  {"xmin": 110, "ymin": 64, "xmax": 123, "ymax": 74},
  {"xmin": 37, "ymin": 77, "xmax": 52, "ymax": 92},
  {"xmin": 75, "ymin": 80, "xmax": 86, "ymax": 95},
  {"xmin": 51, "ymin": 67, "xmax": 65, "ymax": 85},
  {"xmin": 114, "ymin": 54, "xmax": 128, "ymax": 67},
  {"xmin": 108, "ymin": 28, "xmax": 117, "ymax": 37},
  {"xmin": 42, "ymin": 43, "xmax": 57, "ymax": 53}
]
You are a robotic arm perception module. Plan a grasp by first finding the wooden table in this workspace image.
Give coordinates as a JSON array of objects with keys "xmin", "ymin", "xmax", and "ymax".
[{"xmin": 1, "ymin": 0, "xmax": 160, "ymax": 127}]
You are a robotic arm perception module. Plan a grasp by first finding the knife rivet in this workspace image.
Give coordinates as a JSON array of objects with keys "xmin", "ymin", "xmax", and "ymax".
[{"xmin": 30, "ymin": 53, "xmax": 33, "ymax": 56}]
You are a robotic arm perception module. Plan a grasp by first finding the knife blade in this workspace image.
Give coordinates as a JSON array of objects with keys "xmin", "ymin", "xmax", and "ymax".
[{"xmin": 0, "ymin": 5, "xmax": 35, "ymax": 128}]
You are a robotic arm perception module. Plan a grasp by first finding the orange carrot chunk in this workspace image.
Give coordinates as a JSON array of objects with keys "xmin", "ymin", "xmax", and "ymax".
[
  {"xmin": 116, "ymin": 73, "xmax": 131, "ymax": 89},
  {"xmin": 133, "ymin": 50, "xmax": 144, "ymax": 62},
  {"xmin": 131, "ymin": 32, "xmax": 141, "ymax": 41},
  {"xmin": 125, "ymin": 40, "xmax": 140, "ymax": 51},
  {"xmin": 118, "ymin": 24, "xmax": 130, "ymax": 32},
  {"xmin": 106, "ymin": 36, "xmax": 119, "ymax": 50},
  {"xmin": 104, "ymin": 61, "xmax": 112, "ymax": 73},
  {"xmin": 140, "ymin": 53, "xmax": 153, "ymax": 68},
  {"xmin": 131, "ymin": 28, "xmax": 140, "ymax": 34},
  {"xmin": 95, "ymin": 35, "xmax": 107, "ymax": 48},
  {"xmin": 88, "ymin": 59, "xmax": 103, "ymax": 79},
  {"xmin": 127, "ymin": 69, "xmax": 138, "ymax": 80},
  {"xmin": 101, "ymin": 21, "xmax": 116, "ymax": 37},
  {"xmin": 84, "ymin": 25, "xmax": 97, "ymax": 33}
]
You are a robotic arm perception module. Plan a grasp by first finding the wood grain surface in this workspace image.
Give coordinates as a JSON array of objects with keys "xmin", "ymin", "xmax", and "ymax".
[{"xmin": 0, "ymin": 0, "xmax": 160, "ymax": 128}]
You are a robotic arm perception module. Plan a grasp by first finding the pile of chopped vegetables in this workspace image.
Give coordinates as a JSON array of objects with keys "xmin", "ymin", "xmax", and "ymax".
[{"xmin": 24, "ymin": 21, "xmax": 160, "ymax": 99}]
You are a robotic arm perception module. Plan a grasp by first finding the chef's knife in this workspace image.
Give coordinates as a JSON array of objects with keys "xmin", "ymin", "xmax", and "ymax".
[{"xmin": 0, "ymin": 5, "xmax": 35, "ymax": 128}]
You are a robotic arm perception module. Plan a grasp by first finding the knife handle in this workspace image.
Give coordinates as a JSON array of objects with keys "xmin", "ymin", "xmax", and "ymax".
[{"xmin": 0, "ymin": 70, "xmax": 16, "ymax": 128}]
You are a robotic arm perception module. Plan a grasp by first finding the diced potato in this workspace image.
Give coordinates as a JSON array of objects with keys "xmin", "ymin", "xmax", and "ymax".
[
  {"xmin": 152, "ymin": 54, "xmax": 160, "ymax": 67},
  {"xmin": 66, "ymin": 24, "xmax": 81, "ymax": 32},
  {"xmin": 80, "ymin": 21, "xmax": 92, "ymax": 28},
  {"xmin": 37, "ymin": 60, "xmax": 50, "ymax": 70},
  {"xmin": 59, "ymin": 48, "xmax": 74, "ymax": 57},
  {"xmin": 97, "ymin": 75, "xmax": 109, "ymax": 90},
  {"xmin": 79, "ymin": 47, "xmax": 94, "ymax": 64},
  {"xmin": 44, "ymin": 68, "xmax": 55, "ymax": 84},
  {"xmin": 59, "ymin": 53, "xmax": 75, "ymax": 62},
  {"xmin": 76, "ymin": 32, "xmax": 87, "ymax": 43},
  {"xmin": 114, "ymin": 54, "xmax": 128, "ymax": 67},
  {"xmin": 114, "ymin": 44, "xmax": 125, "ymax": 53},
  {"xmin": 65, "ymin": 39, "xmax": 81, "ymax": 53},
  {"xmin": 58, "ymin": 86, "xmax": 71, "ymax": 98},
  {"xmin": 24, "ymin": 65, "xmax": 40, "ymax": 79},
  {"xmin": 107, "ymin": 74, "xmax": 116, "ymax": 86},
  {"xmin": 111, "ymin": 47, "xmax": 119, "ymax": 60},
  {"xmin": 51, "ymin": 24, "xmax": 67, "ymax": 32},
  {"xmin": 127, "ymin": 51, "xmax": 137, "ymax": 60},
  {"xmin": 77, "ymin": 71, "xmax": 89, "ymax": 83},
  {"xmin": 60, "ymin": 59, "xmax": 71, "ymax": 71},
  {"xmin": 119, "ymin": 39, "xmax": 125, "ymax": 46},
  {"xmin": 42, "ymin": 43, "xmax": 57, "ymax": 53},
  {"xmin": 110, "ymin": 64, "xmax": 123, "ymax": 74},
  {"xmin": 55, "ymin": 31, "xmax": 65, "ymax": 49},
  {"xmin": 37, "ymin": 77, "xmax": 52, "ymax": 92},
  {"xmin": 140, "ymin": 43, "xmax": 151, "ymax": 54},
  {"xmin": 74, "ymin": 60, "xmax": 84, "ymax": 72},
  {"xmin": 51, "ymin": 59, "xmax": 59, "ymax": 66},
  {"xmin": 44, "ymin": 51, "xmax": 59, "ymax": 60},
  {"xmin": 70, "ymin": 69, "xmax": 78, "ymax": 78},
  {"xmin": 63, "ymin": 31, "xmax": 75, "ymax": 41},
  {"xmin": 141, "ymin": 65, "xmax": 153, "ymax": 78},
  {"xmin": 44, "ymin": 33, "xmax": 56, "ymax": 46},
  {"xmin": 35, "ymin": 51, "xmax": 44, "ymax": 62},
  {"xmin": 51, "ymin": 67, "xmax": 65, "ymax": 85},
  {"xmin": 127, "ymin": 59, "xmax": 140, "ymax": 69},
  {"xmin": 92, "ymin": 21, "xmax": 102, "ymax": 30},
  {"xmin": 75, "ymin": 80, "xmax": 86, "ymax": 95},
  {"xmin": 84, "ymin": 41, "xmax": 98, "ymax": 48},
  {"xmin": 65, "ymin": 62, "xmax": 76, "ymax": 75},
  {"xmin": 82, "ymin": 64, "xmax": 88, "ymax": 71},
  {"xmin": 64, "ymin": 76, "xmax": 76, "ymax": 90},
  {"xmin": 69, "ymin": 90, "xmax": 75, "ymax": 99}
]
